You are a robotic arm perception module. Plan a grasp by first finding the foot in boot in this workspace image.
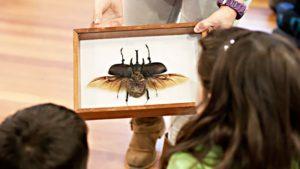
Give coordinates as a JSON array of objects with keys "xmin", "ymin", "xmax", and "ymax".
[
  {"xmin": 126, "ymin": 117, "xmax": 165, "ymax": 169},
  {"xmin": 126, "ymin": 148, "xmax": 157, "ymax": 169}
]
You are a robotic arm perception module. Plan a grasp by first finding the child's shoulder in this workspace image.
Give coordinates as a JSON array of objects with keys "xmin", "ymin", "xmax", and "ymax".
[
  {"xmin": 167, "ymin": 152, "xmax": 202, "ymax": 169},
  {"xmin": 167, "ymin": 145, "xmax": 223, "ymax": 169}
]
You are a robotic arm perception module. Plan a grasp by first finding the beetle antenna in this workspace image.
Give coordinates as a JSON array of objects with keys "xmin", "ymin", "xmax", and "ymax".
[
  {"xmin": 120, "ymin": 48, "xmax": 125, "ymax": 64},
  {"xmin": 135, "ymin": 50, "xmax": 139, "ymax": 64},
  {"xmin": 145, "ymin": 44, "xmax": 151, "ymax": 63}
]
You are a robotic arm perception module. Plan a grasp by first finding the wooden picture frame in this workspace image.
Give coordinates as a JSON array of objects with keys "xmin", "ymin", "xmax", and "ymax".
[{"xmin": 74, "ymin": 22, "xmax": 200, "ymax": 120}]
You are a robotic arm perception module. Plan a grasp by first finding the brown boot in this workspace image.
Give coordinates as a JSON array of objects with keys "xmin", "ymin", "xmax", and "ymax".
[{"xmin": 126, "ymin": 117, "xmax": 165, "ymax": 169}]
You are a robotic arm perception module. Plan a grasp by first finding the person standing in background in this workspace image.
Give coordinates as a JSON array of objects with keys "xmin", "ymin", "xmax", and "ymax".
[{"xmin": 92, "ymin": 0, "xmax": 251, "ymax": 168}]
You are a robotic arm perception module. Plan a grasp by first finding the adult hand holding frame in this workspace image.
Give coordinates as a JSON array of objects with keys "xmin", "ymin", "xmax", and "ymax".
[{"xmin": 74, "ymin": 22, "xmax": 203, "ymax": 120}]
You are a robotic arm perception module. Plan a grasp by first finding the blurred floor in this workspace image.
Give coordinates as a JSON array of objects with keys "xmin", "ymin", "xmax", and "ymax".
[{"xmin": 0, "ymin": 0, "xmax": 275, "ymax": 168}]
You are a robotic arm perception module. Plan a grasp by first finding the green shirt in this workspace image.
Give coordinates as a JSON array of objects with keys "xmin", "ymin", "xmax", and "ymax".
[
  {"xmin": 167, "ymin": 145, "xmax": 300, "ymax": 169},
  {"xmin": 167, "ymin": 145, "xmax": 223, "ymax": 169}
]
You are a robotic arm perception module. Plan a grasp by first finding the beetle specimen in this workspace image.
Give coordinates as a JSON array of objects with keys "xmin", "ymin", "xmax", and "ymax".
[{"xmin": 88, "ymin": 44, "xmax": 187, "ymax": 103}]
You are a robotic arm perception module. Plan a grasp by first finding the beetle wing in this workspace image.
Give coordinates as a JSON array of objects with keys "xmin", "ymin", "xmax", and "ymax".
[
  {"xmin": 87, "ymin": 76, "xmax": 127, "ymax": 92},
  {"xmin": 108, "ymin": 64, "xmax": 131, "ymax": 77},
  {"xmin": 146, "ymin": 73, "xmax": 188, "ymax": 90},
  {"xmin": 142, "ymin": 62, "xmax": 167, "ymax": 77}
]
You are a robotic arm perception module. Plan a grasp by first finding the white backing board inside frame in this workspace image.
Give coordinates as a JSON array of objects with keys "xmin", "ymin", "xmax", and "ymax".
[{"xmin": 79, "ymin": 34, "xmax": 201, "ymax": 109}]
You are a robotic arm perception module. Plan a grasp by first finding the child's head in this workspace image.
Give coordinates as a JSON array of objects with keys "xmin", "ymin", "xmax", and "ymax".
[
  {"xmin": 0, "ymin": 103, "xmax": 88, "ymax": 169},
  {"xmin": 198, "ymin": 27, "xmax": 251, "ymax": 97},
  {"xmin": 168, "ymin": 29, "xmax": 300, "ymax": 169}
]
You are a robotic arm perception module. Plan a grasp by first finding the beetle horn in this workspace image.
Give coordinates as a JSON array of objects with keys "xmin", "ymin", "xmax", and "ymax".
[
  {"xmin": 130, "ymin": 58, "xmax": 133, "ymax": 66},
  {"xmin": 135, "ymin": 50, "xmax": 139, "ymax": 64}
]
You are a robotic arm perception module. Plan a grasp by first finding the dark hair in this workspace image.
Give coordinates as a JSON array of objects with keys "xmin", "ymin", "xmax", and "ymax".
[
  {"xmin": 0, "ymin": 103, "xmax": 89, "ymax": 169},
  {"xmin": 198, "ymin": 27, "xmax": 251, "ymax": 102},
  {"xmin": 163, "ymin": 30, "xmax": 300, "ymax": 169}
]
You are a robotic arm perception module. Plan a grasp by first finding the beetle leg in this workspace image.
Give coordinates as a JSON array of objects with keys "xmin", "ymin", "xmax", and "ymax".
[
  {"xmin": 117, "ymin": 83, "xmax": 122, "ymax": 99},
  {"xmin": 146, "ymin": 89, "xmax": 150, "ymax": 100},
  {"xmin": 142, "ymin": 58, "xmax": 145, "ymax": 66},
  {"xmin": 125, "ymin": 92, "xmax": 129, "ymax": 103},
  {"xmin": 120, "ymin": 48, "xmax": 125, "ymax": 64},
  {"xmin": 149, "ymin": 81, "xmax": 158, "ymax": 96},
  {"xmin": 144, "ymin": 89, "xmax": 150, "ymax": 104},
  {"xmin": 151, "ymin": 84, "xmax": 158, "ymax": 97},
  {"xmin": 145, "ymin": 44, "xmax": 151, "ymax": 63}
]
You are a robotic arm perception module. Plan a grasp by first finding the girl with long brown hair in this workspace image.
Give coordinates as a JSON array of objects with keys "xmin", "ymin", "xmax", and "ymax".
[{"xmin": 163, "ymin": 28, "xmax": 300, "ymax": 169}]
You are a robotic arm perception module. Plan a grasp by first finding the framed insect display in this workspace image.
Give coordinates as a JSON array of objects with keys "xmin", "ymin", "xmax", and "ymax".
[{"xmin": 74, "ymin": 22, "xmax": 201, "ymax": 120}]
